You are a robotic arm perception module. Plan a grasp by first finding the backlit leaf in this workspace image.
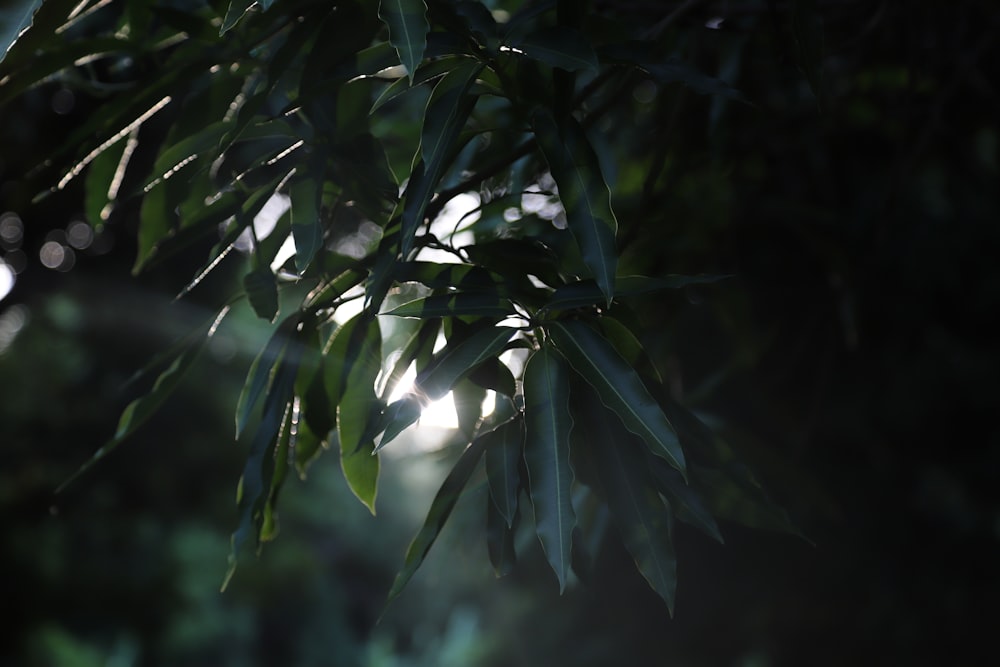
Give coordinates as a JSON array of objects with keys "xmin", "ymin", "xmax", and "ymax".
[
  {"xmin": 378, "ymin": 0, "xmax": 428, "ymax": 83},
  {"xmin": 0, "ymin": 0, "xmax": 44, "ymax": 64},
  {"xmin": 382, "ymin": 292, "xmax": 514, "ymax": 319}
]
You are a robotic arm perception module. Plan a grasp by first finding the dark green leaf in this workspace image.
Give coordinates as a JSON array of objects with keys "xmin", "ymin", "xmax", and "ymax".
[
  {"xmin": 647, "ymin": 456, "xmax": 723, "ymax": 544},
  {"xmin": 378, "ymin": 0, "xmax": 429, "ymax": 83},
  {"xmin": 486, "ymin": 416, "xmax": 524, "ymax": 527},
  {"xmin": 512, "ymin": 26, "xmax": 598, "ymax": 73},
  {"xmin": 236, "ymin": 315, "xmax": 300, "ymax": 439},
  {"xmin": 594, "ymin": 431, "xmax": 677, "ymax": 615},
  {"xmin": 290, "ymin": 176, "xmax": 323, "ymax": 274},
  {"xmin": 532, "ymin": 109, "xmax": 618, "ymax": 305},
  {"xmin": 549, "ymin": 320, "xmax": 686, "ymax": 477},
  {"xmin": 523, "ymin": 346, "xmax": 576, "ymax": 592},
  {"xmin": 453, "ymin": 377, "xmax": 487, "ymax": 439},
  {"xmin": 599, "ymin": 42, "xmax": 748, "ymax": 102},
  {"xmin": 387, "ymin": 432, "xmax": 488, "ymax": 601},
  {"xmin": 244, "ymin": 267, "xmax": 280, "ymax": 322},
  {"xmin": 486, "ymin": 495, "xmax": 517, "ymax": 577},
  {"xmin": 401, "ymin": 59, "xmax": 482, "ymax": 256}
]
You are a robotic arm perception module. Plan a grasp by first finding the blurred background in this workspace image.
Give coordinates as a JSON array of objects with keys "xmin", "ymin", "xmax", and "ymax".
[{"xmin": 2, "ymin": 1, "xmax": 999, "ymax": 665}]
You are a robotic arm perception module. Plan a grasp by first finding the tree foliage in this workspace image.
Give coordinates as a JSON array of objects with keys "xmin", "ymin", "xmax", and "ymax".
[{"xmin": 0, "ymin": 0, "xmax": 808, "ymax": 612}]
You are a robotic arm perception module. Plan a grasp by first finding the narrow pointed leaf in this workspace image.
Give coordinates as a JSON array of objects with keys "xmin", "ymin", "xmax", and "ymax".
[
  {"xmin": 387, "ymin": 433, "xmax": 488, "ymax": 601},
  {"xmin": 486, "ymin": 414, "xmax": 524, "ymax": 527},
  {"xmin": 378, "ymin": 0, "xmax": 429, "ymax": 83},
  {"xmin": 549, "ymin": 320, "xmax": 686, "ymax": 477},
  {"xmin": 512, "ymin": 26, "xmax": 598, "ymax": 72},
  {"xmin": 594, "ymin": 434, "xmax": 678, "ymax": 615},
  {"xmin": 647, "ymin": 455, "xmax": 724, "ymax": 544},
  {"xmin": 401, "ymin": 60, "xmax": 481, "ymax": 256},
  {"xmin": 244, "ymin": 267, "xmax": 279, "ymax": 322},
  {"xmin": 532, "ymin": 109, "xmax": 617, "ymax": 304},
  {"xmin": 523, "ymin": 346, "xmax": 576, "ymax": 592},
  {"xmin": 236, "ymin": 315, "xmax": 299, "ymax": 439}
]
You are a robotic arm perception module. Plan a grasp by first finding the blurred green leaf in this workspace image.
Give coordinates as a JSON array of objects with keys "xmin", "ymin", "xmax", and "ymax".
[
  {"xmin": 290, "ymin": 176, "xmax": 324, "ymax": 274},
  {"xmin": 236, "ymin": 315, "xmax": 300, "ymax": 439},
  {"xmin": 549, "ymin": 320, "xmax": 686, "ymax": 477},
  {"xmin": 220, "ymin": 0, "xmax": 256, "ymax": 35},
  {"xmin": 542, "ymin": 274, "xmax": 731, "ymax": 313},
  {"xmin": 487, "ymin": 495, "xmax": 517, "ymax": 577},
  {"xmin": 594, "ymin": 430, "xmax": 677, "ymax": 615},
  {"xmin": 523, "ymin": 346, "xmax": 576, "ymax": 592},
  {"xmin": 378, "ymin": 0, "xmax": 429, "ymax": 83}
]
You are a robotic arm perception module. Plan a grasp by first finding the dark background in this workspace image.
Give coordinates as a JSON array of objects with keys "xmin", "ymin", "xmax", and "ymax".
[{"xmin": 2, "ymin": 1, "xmax": 998, "ymax": 665}]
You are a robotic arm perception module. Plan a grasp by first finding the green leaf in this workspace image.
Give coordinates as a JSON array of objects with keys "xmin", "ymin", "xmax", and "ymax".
[
  {"xmin": 382, "ymin": 292, "xmax": 514, "ymax": 319},
  {"xmin": 225, "ymin": 359, "xmax": 297, "ymax": 589},
  {"xmin": 236, "ymin": 315, "xmax": 300, "ymax": 439},
  {"xmin": 599, "ymin": 42, "xmax": 748, "ymax": 102},
  {"xmin": 486, "ymin": 418, "xmax": 524, "ymax": 527},
  {"xmin": 532, "ymin": 108, "xmax": 618, "ymax": 305},
  {"xmin": 548, "ymin": 320, "xmax": 686, "ymax": 477},
  {"xmin": 453, "ymin": 377, "xmax": 487, "ymax": 439},
  {"xmin": 401, "ymin": 59, "xmax": 482, "ymax": 256},
  {"xmin": 486, "ymin": 495, "xmax": 517, "ymax": 577},
  {"xmin": 386, "ymin": 433, "xmax": 488, "ymax": 601},
  {"xmin": 378, "ymin": 325, "xmax": 516, "ymax": 448},
  {"xmin": 244, "ymin": 267, "xmax": 280, "ymax": 322},
  {"xmin": 340, "ymin": 435, "xmax": 380, "ymax": 516},
  {"xmin": 593, "ymin": 430, "xmax": 677, "ymax": 615},
  {"xmin": 512, "ymin": 26, "xmax": 598, "ymax": 72},
  {"xmin": 523, "ymin": 346, "xmax": 576, "ymax": 592},
  {"xmin": 0, "ymin": 0, "xmax": 44, "ymax": 64},
  {"xmin": 289, "ymin": 176, "xmax": 323, "ymax": 274},
  {"xmin": 378, "ymin": 0, "xmax": 429, "ymax": 83}
]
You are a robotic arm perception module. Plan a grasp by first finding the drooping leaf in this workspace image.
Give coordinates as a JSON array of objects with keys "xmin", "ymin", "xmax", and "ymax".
[
  {"xmin": 453, "ymin": 377, "xmax": 487, "ymax": 439},
  {"xmin": 485, "ymin": 417, "xmax": 524, "ymax": 527},
  {"xmin": 486, "ymin": 494, "xmax": 517, "ymax": 577},
  {"xmin": 386, "ymin": 433, "xmax": 489, "ymax": 601},
  {"xmin": 378, "ymin": 0, "xmax": 429, "ymax": 83},
  {"xmin": 236, "ymin": 315, "xmax": 300, "ymax": 439},
  {"xmin": 523, "ymin": 346, "xmax": 576, "ymax": 592},
  {"xmin": 548, "ymin": 320, "xmax": 686, "ymax": 477},
  {"xmin": 512, "ymin": 26, "xmax": 598, "ymax": 73},
  {"xmin": 225, "ymin": 359, "xmax": 297, "ymax": 589},
  {"xmin": 336, "ymin": 315, "xmax": 383, "ymax": 513},
  {"xmin": 532, "ymin": 108, "xmax": 618, "ymax": 305},
  {"xmin": 593, "ymin": 429, "xmax": 678, "ymax": 615}
]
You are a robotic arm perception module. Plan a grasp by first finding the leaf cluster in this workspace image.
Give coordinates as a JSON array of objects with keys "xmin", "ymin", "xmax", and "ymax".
[{"xmin": 1, "ymin": 0, "xmax": 807, "ymax": 613}]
